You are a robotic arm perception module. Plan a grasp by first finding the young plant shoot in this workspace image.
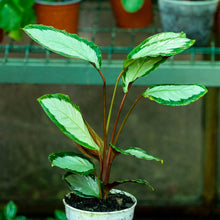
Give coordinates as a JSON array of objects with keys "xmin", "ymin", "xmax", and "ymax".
[{"xmin": 23, "ymin": 25, "xmax": 207, "ymax": 199}]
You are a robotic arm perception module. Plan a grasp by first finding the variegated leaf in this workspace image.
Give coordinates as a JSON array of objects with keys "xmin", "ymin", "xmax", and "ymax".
[
  {"xmin": 111, "ymin": 144, "xmax": 163, "ymax": 163},
  {"xmin": 142, "ymin": 84, "xmax": 207, "ymax": 106},
  {"xmin": 38, "ymin": 94, "xmax": 100, "ymax": 152},
  {"xmin": 121, "ymin": 56, "xmax": 167, "ymax": 93},
  {"xmin": 23, "ymin": 24, "xmax": 102, "ymax": 69},
  {"xmin": 49, "ymin": 152, "xmax": 95, "ymax": 175},
  {"xmin": 124, "ymin": 32, "xmax": 194, "ymax": 68},
  {"xmin": 64, "ymin": 173, "xmax": 100, "ymax": 198}
]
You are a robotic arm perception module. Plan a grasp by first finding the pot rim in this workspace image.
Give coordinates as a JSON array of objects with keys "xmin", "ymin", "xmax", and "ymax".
[
  {"xmin": 35, "ymin": 0, "xmax": 81, "ymax": 6},
  {"xmin": 63, "ymin": 189, "xmax": 137, "ymax": 215},
  {"xmin": 158, "ymin": 0, "xmax": 219, "ymax": 6}
]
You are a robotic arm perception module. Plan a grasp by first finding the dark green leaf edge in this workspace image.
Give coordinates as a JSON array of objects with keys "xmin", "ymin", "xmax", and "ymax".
[
  {"xmin": 110, "ymin": 144, "xmax": 163, "ymax": 163},
  {"xmin": 107, "ymin": 179, "xmax": 154, "ymax": 192},
  {"xmin": 49, "ymin": 152, "xmax": 95, "ymax": 175},
  {"xmin": 23, "ymin": 24, "xmax": 102, "ymax": 69},
  {"xmin": 143, "ymin": 84, "xmax": 208, "ymax": 106},
  {"xmin": 63, "ymin": 172, "xmax": 100, "ymax": 198},
  {"xmin": 38, "ymin": 93, "xmax": 100, "ymax": 152}
]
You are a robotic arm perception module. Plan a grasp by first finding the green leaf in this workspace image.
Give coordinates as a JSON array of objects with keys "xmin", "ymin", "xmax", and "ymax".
[
  {"xmin": 142, "ymin": 84, "xmax": 208, "ymax": 106},
  {"xmin": 0, "ymin": 1, "xmax": 21, "ymax": 31},
  {"xmin": 109, "ymin": 179, "xmax": 154, "ymax": 191},
  {"xmin": 8, "ymin": 29, "xmax": 23, "ymax": 41},
  {"xmin": 54, "ymin": 210, "xmax": 67, "ymax": 220},
  {"xmin": 124, "ymin": 32, "xmax": 195, "ymax": 68},
  {"xmin": 110, "ymin": 144, "xmax": 163, "ymax": 163},
  {"xmin": 64, "ymin": 173, "xmax": 101, "ymax": 198},
  {"xmin": 23, "ymin": 24, "xmax": 102, "ymax": 69},
  {"xmin": 18, "ymin": 0, "xmax": 35, "ymax": 10},
  {"xmin": 0, "ymin": 0, "xmax": 35, "ymax": 34},
  {"xmin": 38, "ymin": 94, "xmax": 100, "ymax": 152},
  {"xmin": 49, "ymin": 152, "xmax": 95, "ymax": 175},
  {"xmin": 4, "ymin": 201, "xmax": 17, "ymax": 219},
  {"xmin": 121, "ymin": 56, "xmax": 167, "ymax": 93},
  {"xmin": 0, "ymin": 212, "xmax": 4, "ymax": 220},
  {"xmin": 121, "ymin": 0, "xmax": 144, "ymax": 13}
]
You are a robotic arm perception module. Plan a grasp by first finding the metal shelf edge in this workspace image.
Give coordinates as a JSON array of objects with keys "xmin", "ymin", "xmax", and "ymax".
[{"xmin": 0, "ymin": 59, "xmax": 219, "ymax": 86}]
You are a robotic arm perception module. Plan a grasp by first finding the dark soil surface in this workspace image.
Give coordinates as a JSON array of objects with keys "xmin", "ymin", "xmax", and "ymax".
[{"xmin": 64, "ymin": 192, "xmax": 134, "ymax": 212}]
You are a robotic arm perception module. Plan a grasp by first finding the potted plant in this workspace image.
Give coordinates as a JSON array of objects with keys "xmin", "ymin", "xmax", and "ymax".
[
  {"xmin": 23, "ymin": 24, "xmax": 207, "ymax": 219},
  {"xmin": 34, "ymin": 0, "xmax": 81, "ymax": 34},
  {"xmin": 0, "ymin": 0, "xmax": 35, "ymax": 41},
  {"xmin": 110, "ymin": 0, "xmax": 153, "ymax": 28},
  {"xmin": 158, "ymin": 0, "xmax": 219, "ymax": 47}
]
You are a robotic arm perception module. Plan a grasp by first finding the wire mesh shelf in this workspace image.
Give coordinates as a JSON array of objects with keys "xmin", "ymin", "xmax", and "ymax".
[
  {"xmin": 0, "ymin": 0, "xmax": 220, "ymax": 86},
  {"xmin": 1, "ymin": 0, "xmax": 220, "ymax": 62}
]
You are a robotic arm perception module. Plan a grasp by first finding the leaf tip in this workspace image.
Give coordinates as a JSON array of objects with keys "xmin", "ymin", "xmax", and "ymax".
[
  {"xmin": 189, "ymin": 39, "xmax": 196, "ymax": 47},
  {"xmin": 37, "ymin": 97, "xmax": 41, "ymax": 103}
]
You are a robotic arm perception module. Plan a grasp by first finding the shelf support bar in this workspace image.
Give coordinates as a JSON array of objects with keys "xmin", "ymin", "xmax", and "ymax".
[{"xmin": 203, "ymin": 87, "xmax": 218, "ymax": 210}]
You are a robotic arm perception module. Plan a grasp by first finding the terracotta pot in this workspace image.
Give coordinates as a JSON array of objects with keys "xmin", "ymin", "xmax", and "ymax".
[
  {"xmin": 34, "ymin": 0, "xmax": 81, "ymax": 34},
  {"xmin": 0, "ymin": 28, "xmax": 3, "ymax": 43},
  {"xmin": 63, "ymin": 189, "xmax": 137, "ymax": 220},
  {"xmin": 110, "ymin": 0, "xmax": 153, "ymax": 29}
]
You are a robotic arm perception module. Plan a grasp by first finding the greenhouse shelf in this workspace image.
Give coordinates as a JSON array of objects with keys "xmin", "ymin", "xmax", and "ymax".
[{"xmin": 0, "ymin": 0, "xmax": 220, "ymax": 86}]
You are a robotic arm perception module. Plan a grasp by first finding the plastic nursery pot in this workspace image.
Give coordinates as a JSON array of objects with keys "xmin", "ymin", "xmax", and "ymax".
[
  {"xmin": 63, "ymin": 189, "xmax": 137, "ymax": 220},
  {"xmin": 110, "ymin": 0, "xmax": 153, "ymax": 29},
  {"xmin": 158, "ymin": 0, "xmax": 219, "ymax": 47},
  {"xmin": 34, "ymin": 0, "xmax": 81, "ymax": 34}
]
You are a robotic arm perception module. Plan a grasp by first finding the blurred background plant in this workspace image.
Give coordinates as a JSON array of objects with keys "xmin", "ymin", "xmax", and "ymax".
[
  {"xmin": 0, "ymin": 201, "xmax": 66, "ymax": 220},
  {"xmin": 46, "ymin": 210, "xmax": 67, "ymax": 220},
  {"xmin": 0, "ymin": 0, "xmax": 35, "ymax": 41},
  {"xmin": 0, "ymin": 201, "xmax": 27, "ymax": 220}
]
